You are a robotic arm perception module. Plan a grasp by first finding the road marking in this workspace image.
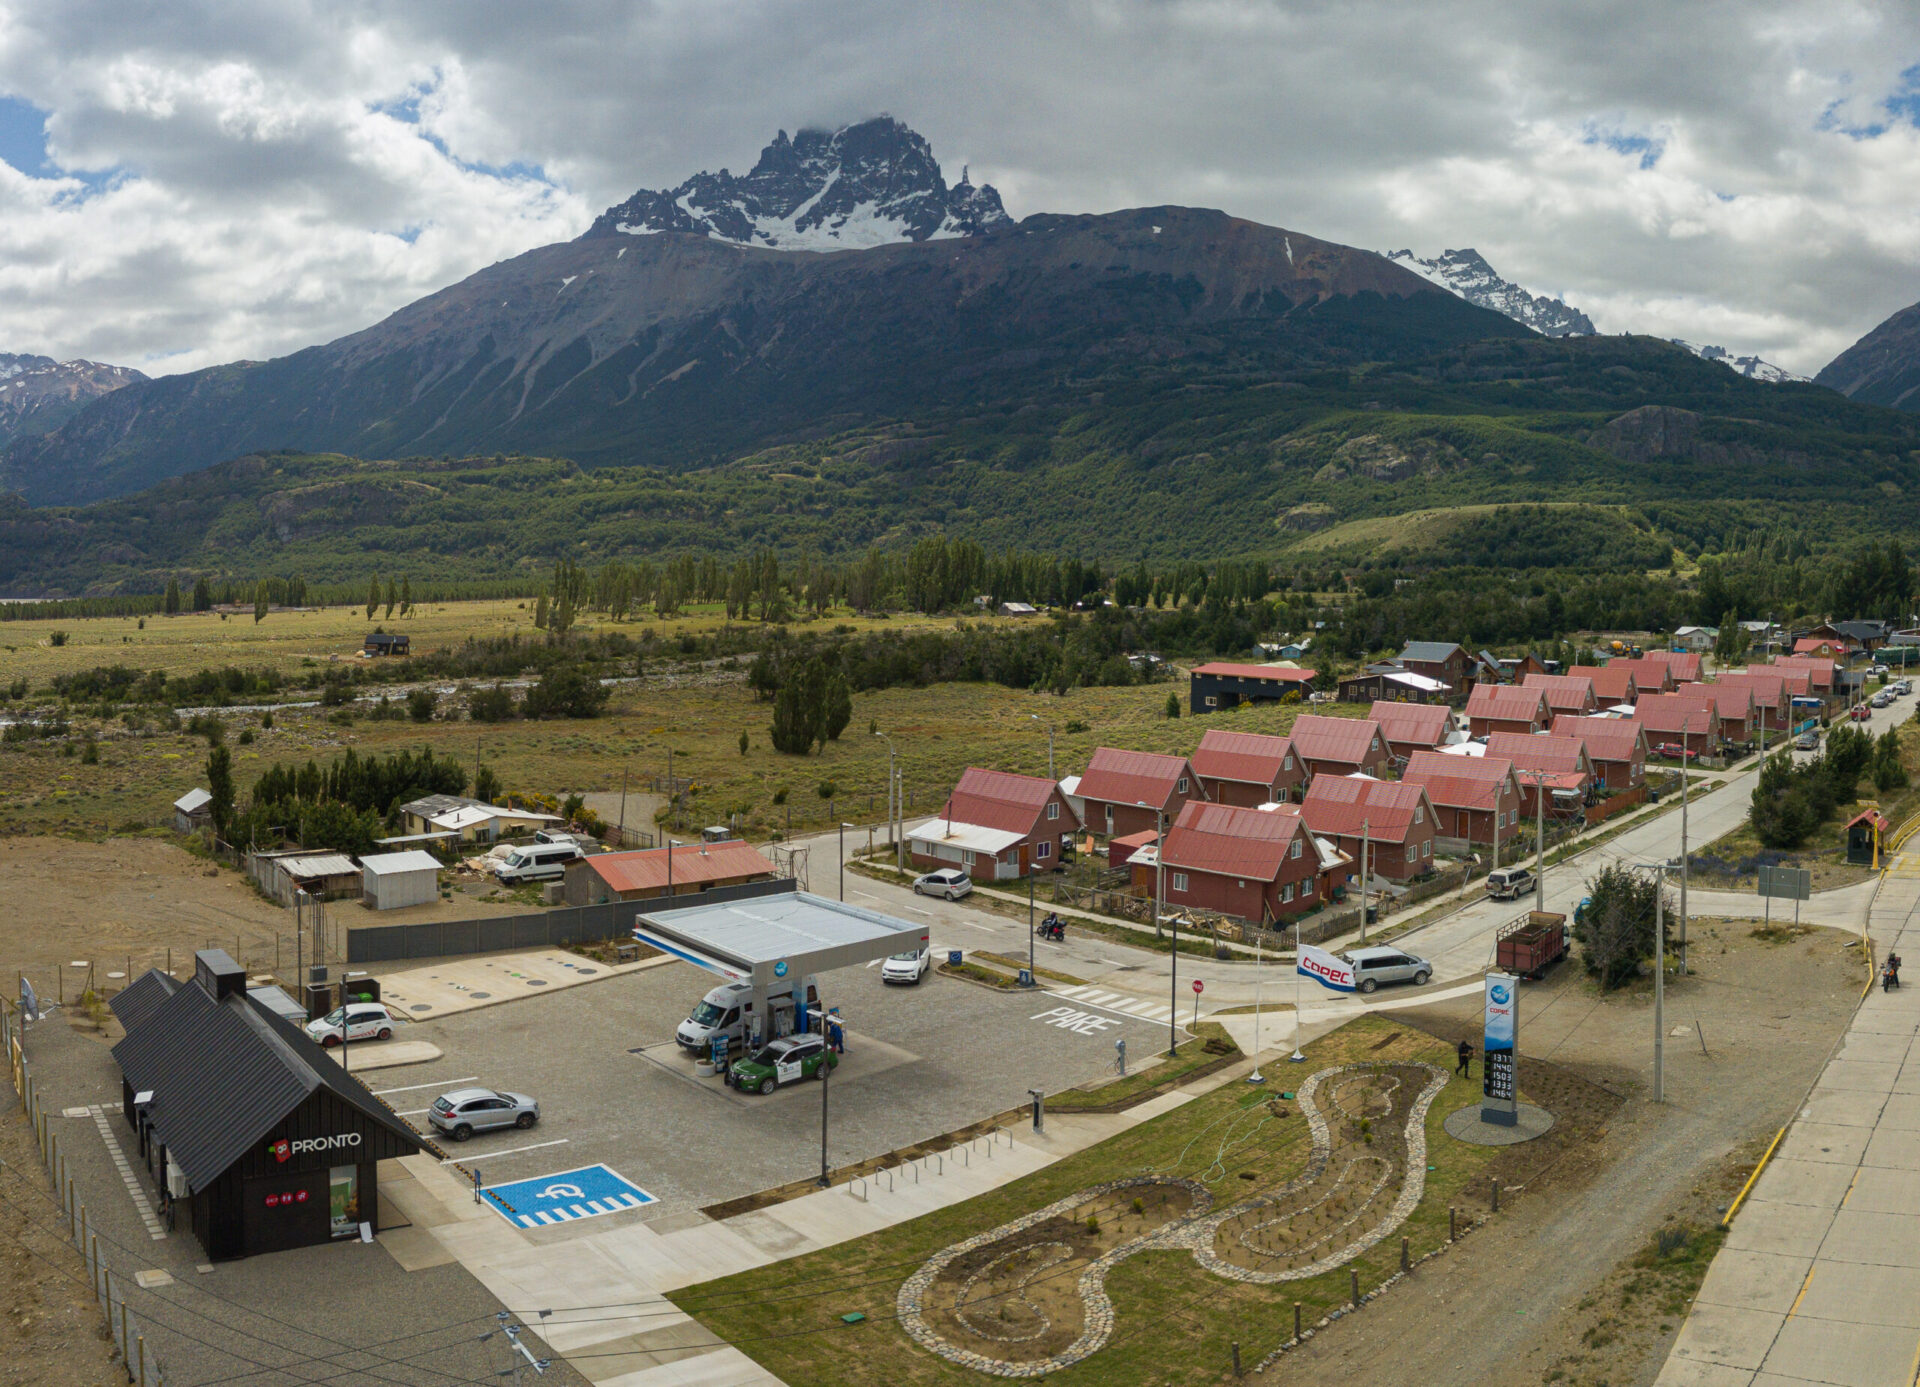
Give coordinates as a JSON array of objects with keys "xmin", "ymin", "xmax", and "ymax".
[
  {"xmin": 1040, "ymin": 991, "xmax": 1157, "ymax": 1023},
  {"xmin": 442, "ymin": 1138, "xmax": 570, "ymax": 1165},
  {"xmin": 394, "ymin": 1107, "xmax": 432, "ymax": 1118},
  {"xmin": 853, "ymin": 891, "xmax": 882, "ymax": 902},
  {"xmin": 955, "ymin": 920, "xmax": 997, "ymax": 932},
  {"xmin": 374, "ymin": 1076, "xmax": 478, "ymax": 1096},
  {"xmin": 903, "ymin": 905, "xmax": 932, "ymax": 916},
  {"xmin": 1029, "ymin": 1005, "xmax": 1124, "ymax": 1035}
]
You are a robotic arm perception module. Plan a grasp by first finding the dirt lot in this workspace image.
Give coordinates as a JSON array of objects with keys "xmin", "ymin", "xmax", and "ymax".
[
  {"xmin": 0, "ymin": 1095, "xmax": 126, "ymax": 1387},
  {"xmin": 1274, "ymin": 919, "xmax": 1865, "ymax": 1387}
]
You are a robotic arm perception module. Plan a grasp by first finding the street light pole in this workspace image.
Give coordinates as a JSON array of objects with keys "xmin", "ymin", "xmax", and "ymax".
[
  {"xmin": 873, "ymin": 732, "xmax": 899, "ymax": 873},
  {"xmin": 838, "ymin": 822, "xmax": 850, "ymax": 900},
  {"xmin": 1679, "ymin": 714, "xmax": 1690, "ymax": 975},
  {"xmin": 1654, "ymin": 865, "xmax": 1666, "ymax": 1103}
]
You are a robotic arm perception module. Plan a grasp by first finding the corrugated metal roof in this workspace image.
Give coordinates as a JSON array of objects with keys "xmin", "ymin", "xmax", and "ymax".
[
  {"xmin": 1634, "ymin": 692, "xmax": 1720, "ymax": 734},
  {"xmin": 1160, "ymin": 801, "xmax": 1302, "ymax": 880},
  {"xmin": 1188, "ymin": 662, "xmax": 1317, "ymax": 682},
  {"xmin": 1550, "ymin": 715, "xmax": 1648, "ymax": 763},
  {"xmin": 1569, "ymin": 665, "xmax": 1639, "ymax": 702},
  {"xmin": 111, "ymin": 980, "xmax": 423, "ymax": 1193},
  {"xmin": 275, "ymin": 854, "xmax": 359, "ymax": 879},
  {"xmin": 1678, "ymin": 681, "xmax": 1757, "ymax": 719},
  {"xmin": 905, "ymin": 819, "xmax": 1026, "ymax": 855},
  {"xmin": 638, "ymin": 891, "xmax": 918, "ymax": 964},
  {"xmin": 1289, "ymin": 715, "xmax": 1386, "ymax": 767},
  {"xmin": 1465, "ymin": 684, "xmax": 1550, "ymax": 721},
  {"xmin": 1397, "ymin": 641, "xmax": 1463, "ymax": 663},
  {"xmin": 172, "ymin": 788, "xmax": 211, "ymax": 813},
  {"xmin": 1715, "ymin": 671, "xmax": 1788, "ymax": 705},
  {"xmin": 1520, "ymin": 673, "xmax": 1598, "ymax": 711},
  {"xmin": 1404, "ymin": 750, "xmax": 1518, "ymax": 811},
  {"xmin": 582, "ymin": 840, "xmax": 776, "ymax": 894},
  {"xmin": 1366, "ymin": 702, "xmax": 1451, "ymax": 748},
  {"xmin": 107, "ymin": 969, "xmax": 178, "ymax": 1035},
  {"xmin": 1300, "ymin": 776, "xmax": 1429, "ymax": 841},
  {"xmin": 1076, "ymin": 748, "xmax": 1198, "ymax": 809},
  {"xmin": 1610, "ymin": 658, "xmax": 1676, "ymax": 692},
  {"xmin": 359, "ymin": 850, "xmax": 443, "ymax": 876},
  {"xmin": 1647, "ymin": 650, "xmax": 1704, "ymax": 681},
  {"xmin": 1190, "ymin": 729, "xmax": 1294, "ymax": 787},
  {"xmin": 937, "ymin": 768, "xmax": 1066, "ymax": 836},
  {"xmin": 1486, "ymin": 732, "xmax": 1592, "ymax": 776}
]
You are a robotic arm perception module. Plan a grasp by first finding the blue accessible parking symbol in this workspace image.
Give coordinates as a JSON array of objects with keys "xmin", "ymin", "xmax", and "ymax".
[{"xmin": 480, "ymin": 1164, "xmax": 656, "ymax": 1228}]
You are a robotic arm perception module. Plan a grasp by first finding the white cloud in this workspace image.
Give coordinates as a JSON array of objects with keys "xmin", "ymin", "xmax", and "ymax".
[{"xmin": 3, "ymin": 0, "xmax": 1920, "ymax": 376}]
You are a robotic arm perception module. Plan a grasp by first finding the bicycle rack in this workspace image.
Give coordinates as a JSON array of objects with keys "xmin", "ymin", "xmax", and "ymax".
[
  {"xmin": 848, "ymin": 1177, "xmax": 868, "ymax": 1202},
  {"xmin": 956, "ymin": 1144, "xmax": 970, "ymax": 1168},
  {"xmin": 929, "ymin": 1152, "xmax": 944, "ymax": 1177},
  {"xmin": 908, "ymin": 1161, "xmax": 920, "ymax": 1183}
]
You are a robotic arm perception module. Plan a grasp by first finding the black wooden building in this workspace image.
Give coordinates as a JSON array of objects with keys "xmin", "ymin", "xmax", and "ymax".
[{"xmin": 109, "ymin": 951, "xmax": 427, "ymax": 1261}]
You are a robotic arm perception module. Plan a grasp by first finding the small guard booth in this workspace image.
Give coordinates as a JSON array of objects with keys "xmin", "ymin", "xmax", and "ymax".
[
  {"xmin": 109, "ymin": 950, "xmax": 427, "ymax": 1261},
  {"xmin": 633, "ymin": 884, "xmax": 929, "ymax": 1046}
]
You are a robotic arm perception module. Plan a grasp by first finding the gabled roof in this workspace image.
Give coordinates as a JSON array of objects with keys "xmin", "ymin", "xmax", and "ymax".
[
  {"xmin": 1748, "ymin": 663, "xmax": 1814, "ymax": 695},
  {"xmin": 107, "ymin": 968, "xmax": 178, "ymax": 1035},
  {"xmin": 938, "ymin": 767, "xmax": 1073, "ymax": 835},
  {"xmin": 1520, "ymin": 672, "xmax": 1598, "ymax": 712},
  {"xmin": 1161, "ymin": 801, "xmax": 1306, "ymax": 881},
  {"xmin": 172, "ymin": 787, "xmax": 212, "ymax": 814},
  {"xmin": 1833, "ymin": 620, "xmax": 1888, "ymax": 641},
  {"xmin": 1397, "ymin": 641, "xmax": 1463, "ymax": 664},
  {"xmin": 359, "ymin": 850, "xmax": 443, "ymax": 875},
  {"xmin": 1647, "ymin": 650, "xmax": 1704, "ymax": 682},
  {"xmin": 580, "ymin": 840, "xmax": 776, "ymax": 894},
  {"xmin": 1633, "ymin": 692, "xmax": 1720, "ymax": 735},
  {"xmin": 1465, "ymin": 684, "xmax": 1550, "ymax": 723},
  {"xmin": 1793, "ymin": 636, "xmax": 1846, "ymax": 655},
  {"xmin": 1403, "ymin": 750, "xmax": 1518, "ymax": 812},
  {"xmin": 1188, "ymin": 662, "xmax": 1317, "ymax": 683},
  {"xmin": 1288, "ymin": 714, "xmax": 1386, "ymax": 767},
  {"xmin": 1678, "ymin": 681, "xmax": 1757, "ymax": 720},
  {"xmin": 1550, "ymin": 715, "xmax": 1649, "ymax": 763},
  {"xmin": 1774, "ymin": 656, "xmax": 1838, "ymax": 688},
  {"xmin": 1366, "ymin": 701, "xmax": 1452, "ymax": 749},
  {"xmin": 1485, "ymin": 732, "xmax": 1593, "ymax": 778},
  {"xmin": 1568, "ymin": 665, "xmax": 1639, "ymax": 702},
  {"xmin": 1715, "ymin": 670, "xmax": 1789, "ymax": 706},
  {"xmin": 1076, "ymin": 747, "xmax": 1200, "ymax": 809},
  {"xmin": 1300, "ymin": 776, "xmax": 1431, "ymax": 842},
  {"xmin": 1610, "ymin": 657, "xmax": 1676, "ymax": 692},
  {"xmin": 1190, "ymin": 729, "xmax": 1295, "ymax": 788},
  {"xmin": 111, "ymin": 973, "xmax": 424, "ymax": 1194}
]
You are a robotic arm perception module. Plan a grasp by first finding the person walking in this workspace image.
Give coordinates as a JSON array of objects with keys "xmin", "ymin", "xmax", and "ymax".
[{"xmin": 1456, "ymin": 1039, "xmax": 1474, "ymax": 1079}]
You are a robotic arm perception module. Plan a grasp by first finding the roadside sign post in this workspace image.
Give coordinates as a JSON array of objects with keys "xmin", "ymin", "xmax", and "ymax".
[
  {"xmin": 1757, "ymin": 865, "xmax": 1811, "ymax": 931},
  {"xmin": 1191, "ymin": 978, "xmax": 1203, "ymax": 1035},
  {"xmin": 1481, "ymin": 973, "xmax": 1518, "ymax": 1126}
]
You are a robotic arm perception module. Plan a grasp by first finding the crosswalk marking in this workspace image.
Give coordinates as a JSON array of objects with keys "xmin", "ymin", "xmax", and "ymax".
[{"xmin": 1059, "ymin": 984, "xmax": 1174, "ymax": 1019}]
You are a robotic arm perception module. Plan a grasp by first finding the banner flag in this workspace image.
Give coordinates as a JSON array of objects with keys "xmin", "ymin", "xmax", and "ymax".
[{"xmin": 1296, "ymin": 944, "xmax": 1356, "ymax": 993}]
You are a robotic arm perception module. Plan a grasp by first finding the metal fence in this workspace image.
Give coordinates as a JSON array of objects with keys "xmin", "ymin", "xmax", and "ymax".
[
  {"xmin": 4, "ymin": 1002, "xmax": 169, "ymax": 1386},
  {"xmin": 344, "ymin": 877, "xmax": 799, "ymax": 963}
]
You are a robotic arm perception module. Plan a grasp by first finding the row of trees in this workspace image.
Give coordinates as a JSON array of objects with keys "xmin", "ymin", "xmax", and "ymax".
[
  {"xmin": 162, "ymin": 574, "xmax": 312, "ymax": 615},
  {"xmin": 1751, "ymin": 725, "xmax": 1907, "ymax": 850},
  {"xmin": 768, "ymin": 658, "xmax": 853, "ymax": 754},
  {"xmin": 211, "ymin": 746, "xmax": 473, "ymax": 855}
]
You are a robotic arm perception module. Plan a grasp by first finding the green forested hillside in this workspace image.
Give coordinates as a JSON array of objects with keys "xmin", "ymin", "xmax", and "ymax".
[{"xmin": 5, "ymin": 334, "xmax": 1919, "ymax": 596}]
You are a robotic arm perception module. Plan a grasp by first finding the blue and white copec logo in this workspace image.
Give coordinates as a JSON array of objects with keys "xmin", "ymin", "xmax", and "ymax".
[
  {"xmin": 774, "ymin": 960, "xmax": 789, "ymax": 978},
  {"xmin": 1489, "ymin": 983, "xmax": 1511, "ymax": 1006}
]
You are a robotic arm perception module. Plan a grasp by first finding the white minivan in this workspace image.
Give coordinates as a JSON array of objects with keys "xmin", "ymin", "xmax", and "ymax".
[
  {"xmin": 674, "ymin": 981, "xmax": 796, "ymax": 1057},
  {"xmin": 493, "ymin": 841, "xmax": 584, "ymax": 884}
]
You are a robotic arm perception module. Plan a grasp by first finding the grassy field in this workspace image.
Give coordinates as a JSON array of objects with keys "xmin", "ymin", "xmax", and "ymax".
[
  {"xmin": 0, "ymin": 602, "xmax": 1367, "ymax": 840},
  {"xmin": 671, "ymin": 1015, "xmax": 1499, "ymax": 1387}
]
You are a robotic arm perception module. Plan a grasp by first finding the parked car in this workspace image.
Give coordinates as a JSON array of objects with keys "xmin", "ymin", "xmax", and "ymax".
[
  {"xmin": 882, "ymin": 945, "xmax": 933, "ymax": 984},
  {"xmin": 1485, "ymin": 866, "xmax": 1536, "ymax": 901},
  {"xmin": 1897, "ymin": 681, "xmax": 1913, "ymax": 697},
  {"xmin": 1653, "ymin": 743, "xmax": 1698, "ymax": 760},
  {"xmin": 428, "ymin": 1087, "xmax": 539, "ymax": 1141},
  {"xmin": 675, "ymin": 980, "xmax": 793, "ymax": 1057},
  {"xmin": 1871, "ymin": 692, "xmax": 1892, "ymax": 709},
  {"xmin": 1850, "ymin": 705, "xmax": 1873, "ymax": 722},
  {"xmin": 1340, "ymin": 945, "xmax": 1433, "ymax": 994},
  {"xmin": 912, "ymin": 868, "xmax": 973, "ymax": 901},
  {"xmin": 729, "ymin": 1035, "xmax": 837, "ymax": 1094},
  {"xmin": 304, "ymin": 1002, "xmax": 395, "ymax": 1047},
  {"xmin": 493, "ymin": 841, "xmax": 584, "ymax": 883},
  {"xmin": 1794, "ymin": 730, "xmax": 1821, "ymax": 751}
]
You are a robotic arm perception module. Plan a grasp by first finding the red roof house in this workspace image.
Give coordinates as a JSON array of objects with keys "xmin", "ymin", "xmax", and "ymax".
[
  {"xmin": 1287, "ymin": 715, "xmax": 1390, "ymax": 781},
  {"xmin": 1521, "ymin": 672, "xmax": 1599, "ymax": 718},
  {"xmin": 564, "ymin": 840, "xmax": 777, "ymax": 904},
  {"xmin": 1189, "ymin": 729, "xmax": 1303, "ymax": 808},
  {"xmin": 1075, "ymin": 747, "xmax": 1207, "ymax": 841},
  {"xmin": 1485, "ymin": 733, "xmax": 1594, "ymax": 816},
  {"xmin": 908, "ymin": 768, "xmax": 1082, "ymax": 879},
  {"xmin": 1403, "ymin": 751, "xmax": 1523, "ymax": 847},
  {"xmin": 1549, "ymin": 715, "xmax": 1650, "ymax": 791},
  {"xmin": 1568, "ymin": 664, "xmax": 1640, "ymax": 706},
  {"xmin": 1715, "ymin": 671, "xmax": 1791, "ymax": 732},
  {"xmin": 1366, "ymin": 701, "xmax": 1454, "ymax": 761},
  {"xmin": 1611, "ymin": 657, "xmax": 1676, "ymax": 695},
  {"xmin": 1678, "ymin": 681, "xmax": 1758, "ymax": 745},
  {"xmin": 1300, "ymin": 776, "xmax": 1439, "ymax": 882},
  {"xmin": 1647, "ymin": 650, "xmax": 1704, "ymax": 685},
  {"xmin": 1465, "ymin": 684, "xmax": 1552, "ymax": 737},
  {"xmin": 1634, "ymin": 692, "xmax": 1721, "ymax": 755},
  {"xmin": 1147, "ymin": 801, "xmax": 1349, "ymax": 922}
]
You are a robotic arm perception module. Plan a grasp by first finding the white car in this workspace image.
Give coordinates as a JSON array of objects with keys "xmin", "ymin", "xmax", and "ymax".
[
  {"xmin": 912, "ymin": 868, "xmax": 972, "ymax": 901},
  {"xmin": 305, "ymin": 1002, "xmax": 396, "ymax": 1047},
  {"xmin": 882, "ymin": 945, "xmax": 933, "ymax": 984}
]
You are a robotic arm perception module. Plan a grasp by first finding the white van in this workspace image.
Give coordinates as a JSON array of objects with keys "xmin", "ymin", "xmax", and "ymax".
[
  {"xmin": 674, "ymin": 981, "xmax": 795, "ymax": 1057},
  {"xmin": 493, "ymin": 841, "xmax": 584, "ymax": 884}
]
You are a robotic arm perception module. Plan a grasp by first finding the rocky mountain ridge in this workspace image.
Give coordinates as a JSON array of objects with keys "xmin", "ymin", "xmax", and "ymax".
[
  {"xmin": 0, "ymin": 353, "xmax": 144, "ymax": 446},
  {"xmin": 585, "ymin": 116, "xmax": 1012, "ymax": 250},
  {"xmin": 1385, "ymin": 247, "xmax": 1596, "ymax": 337}
]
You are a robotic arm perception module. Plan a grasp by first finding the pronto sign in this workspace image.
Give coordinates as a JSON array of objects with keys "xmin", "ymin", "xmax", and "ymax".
[
  {"xmin": 1297, "ymin": 945, "xmax": 1356, "ymax": 993},
  {"xmin": 268, "ymin": 1133, "xmax": 364, "ymax": 1163}
]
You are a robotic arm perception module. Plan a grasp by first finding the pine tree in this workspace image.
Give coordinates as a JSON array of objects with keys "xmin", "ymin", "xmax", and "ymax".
[
  {"xmin": 192, "ymin": 577, "xmax": 212, "ymax": 612},
  {"xmin": 400, "ymin": 576, "xmax": 412, "ymax": 614},
  {"xmin": 206, "ymin": 745, "xmax": 235, "ymax": 839},
  {"xmin": 253, "ymin": 580, "xmax": 269, "ymax": 624},
  {"xmin": 366, "ymin": 577, "xmax": 380, "ymax": 620},
  {"xmin": 164, "ymin": 578, "xmax": 181, "ymax": 615},
  {"xmin": 533, "ymin": 593, "xmax": 549, "ymax": 629},
  {"xmin": 385, "ymin": 578, "xmax": 399, "ymax": 619},
  {"xmin": 822, "ymin": 670, "xmax": 852, "ymax": 743}
]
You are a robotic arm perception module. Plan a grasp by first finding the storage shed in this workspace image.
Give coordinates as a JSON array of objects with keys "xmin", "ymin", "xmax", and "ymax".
[
  {"xmin": 268, "ymin": 853, "xmax": 363, "ymax": 904},
  {"xmin": 358, "ymin": 850, "xmax": 441, "ymax": 910},
  {"xmin": 172, "ymin": 788, "xmax": 213, "ymax": 834}
]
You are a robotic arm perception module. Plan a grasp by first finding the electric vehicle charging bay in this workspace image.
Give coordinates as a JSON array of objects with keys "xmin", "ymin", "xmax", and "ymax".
[{"xmin": 633, "ymin": 890, "xmax": 930, "ymax": 1060}]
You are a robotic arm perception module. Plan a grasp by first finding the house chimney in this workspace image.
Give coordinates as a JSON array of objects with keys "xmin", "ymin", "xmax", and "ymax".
[{"xmin": 193, "ymin": 949, "xmax": 246, "ymax": 1001}]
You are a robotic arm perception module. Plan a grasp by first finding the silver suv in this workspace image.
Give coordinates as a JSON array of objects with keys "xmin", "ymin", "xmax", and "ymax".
[
  {"xmin": 912, "ymin": 868, "xmax": 973, "ymax": 900},
  {"xmin": 428, "ymin": 1087, "xmax": 540, "ymax": 1141},
  {"xmin": 1341, "ymin": 946, "xmax": 1433, "ymax": 994}
]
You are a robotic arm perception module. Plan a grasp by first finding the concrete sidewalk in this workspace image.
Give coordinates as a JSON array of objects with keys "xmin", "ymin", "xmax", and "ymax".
[{"xmin": 1654, "ymin": 854, "xmax": 1920, "ymax": 1387}]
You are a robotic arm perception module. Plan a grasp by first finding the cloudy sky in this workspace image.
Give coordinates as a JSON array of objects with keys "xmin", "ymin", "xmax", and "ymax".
[{"xmin": 7, "ymin": 0, "xmax": 1920, "ymax": 377}]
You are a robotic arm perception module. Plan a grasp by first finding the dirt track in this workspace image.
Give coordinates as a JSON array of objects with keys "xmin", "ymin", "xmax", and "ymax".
[{"xmin": 1271, "ymin": 919, "xmax": 1863, "ymax": 1387}]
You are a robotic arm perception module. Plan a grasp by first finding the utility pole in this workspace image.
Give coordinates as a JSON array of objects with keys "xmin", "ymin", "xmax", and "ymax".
[
  {"xmin": 1533, "ymin": 769, "xmax": 1547, "ymax": 910},
  {"xmin": 1653, "ymin": 863, "xmax": 1666, "ymax": 1103},
  {"xmin": 873, "ymin": 732, "xmax": 897, "ymax": 870},
  {"xmin": 617, "ymin": 764, "xmax": 629, "ymax": 845},
  {"xmin": 1679, "ymin": 713, "xmax": 1690, "ymax": 975},
  {"xmin": 1358, "ymin": 818, "xmax": 1370, "ymax": 944}
]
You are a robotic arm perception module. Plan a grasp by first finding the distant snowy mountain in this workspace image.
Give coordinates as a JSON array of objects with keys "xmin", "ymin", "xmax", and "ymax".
[
  {"xmin": 585, "ymin": 117, "xmax": 1012, "ymax": 251},
  {"xmin": 1669, "ymin": 340, "xmax": 1807, "ymax": 384},
  {"xmin": 0, "ymin": 353, "xmax": 143, "ymax": 447},
  {"xmin": 1384, "ymin": 248, "xmax": 1596, "ymax": 337}
]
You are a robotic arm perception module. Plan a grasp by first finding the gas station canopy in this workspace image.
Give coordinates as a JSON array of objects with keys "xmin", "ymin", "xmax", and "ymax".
[{"xmin": 633, "ymin": 887, "xmax": 930, "ymax": 985}]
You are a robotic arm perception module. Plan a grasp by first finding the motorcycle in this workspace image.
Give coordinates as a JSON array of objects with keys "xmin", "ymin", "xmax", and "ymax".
[{"xmin": 1038, "ymin": 912, "xmax": 1066, "ymax": 942}]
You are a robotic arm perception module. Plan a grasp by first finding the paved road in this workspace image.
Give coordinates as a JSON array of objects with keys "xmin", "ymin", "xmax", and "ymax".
[
  {"xmin": 1654, "ymin": 849, "xmax": 1920, "ymax": 1387},
  {"xmin": 780, "ymin": 692, "xmax": 1913, "ymax": 1046}
]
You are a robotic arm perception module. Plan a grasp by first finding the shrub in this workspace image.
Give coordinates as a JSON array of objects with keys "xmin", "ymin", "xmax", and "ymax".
[
  {"xmin": 469, "ymin": 683, "xmax": 518, "ymax": 722},
  {"xmin": 1574, "ymin": 863, "xmax": 1672, "ymax": 990},
  {"xmin": 407, "ymin": 688, "xmax": 437, "ymax": 722}
]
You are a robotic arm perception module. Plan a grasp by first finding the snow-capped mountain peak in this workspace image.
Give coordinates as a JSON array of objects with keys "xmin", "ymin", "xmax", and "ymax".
[
  {"xmin": 1385, "ymin": 247, "xmax": 1596, "ymax": 337},
  {"xmin": 586, "ymin": 117, "xmax": 1013, "ymax": 252},
  {"xmin": 1668, "ymin": 340, "xmax": 1807, "ymax": 384}
]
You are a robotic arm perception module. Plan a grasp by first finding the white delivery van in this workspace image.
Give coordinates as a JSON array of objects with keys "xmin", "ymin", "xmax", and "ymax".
[
  {"xmin": 493, "ymin": 841, "xmax": 584, "ymax": 884},
  {"xmin": 674, "ymin": 981, "xmax": 795, "ymax": 1057}
]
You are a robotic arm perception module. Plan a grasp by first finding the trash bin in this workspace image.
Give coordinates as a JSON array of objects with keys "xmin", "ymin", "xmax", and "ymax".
[{"xmin": 947, "ymin": 949, "xmax": 963, "ymax": 966}]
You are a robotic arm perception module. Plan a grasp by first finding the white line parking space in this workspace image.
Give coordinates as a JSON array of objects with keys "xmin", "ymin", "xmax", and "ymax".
[
  {"xmin": 441, "ymin": 1137, "xmax": 569, "ymax": 1166},
  {"xmin": 372, "ymin": 1075, "xmax": 478, "ymax": 1096}
]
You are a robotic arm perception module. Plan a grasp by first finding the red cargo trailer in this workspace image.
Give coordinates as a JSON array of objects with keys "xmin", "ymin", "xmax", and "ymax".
[{"xmin": 1495, "ymin": 911, "xmax": 1568, "ymax": 979}]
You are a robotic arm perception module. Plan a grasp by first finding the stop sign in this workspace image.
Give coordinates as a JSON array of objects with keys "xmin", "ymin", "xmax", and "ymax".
[{"xmin": 1192, "ymin": 979, "xmax": 1204, "ymax": 994}]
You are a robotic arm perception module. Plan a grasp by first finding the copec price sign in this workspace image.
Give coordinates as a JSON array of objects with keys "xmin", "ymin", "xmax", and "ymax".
[{"xmin": 1481, "ymin": 973, "xmax": 1518, "ymax": 1124}]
